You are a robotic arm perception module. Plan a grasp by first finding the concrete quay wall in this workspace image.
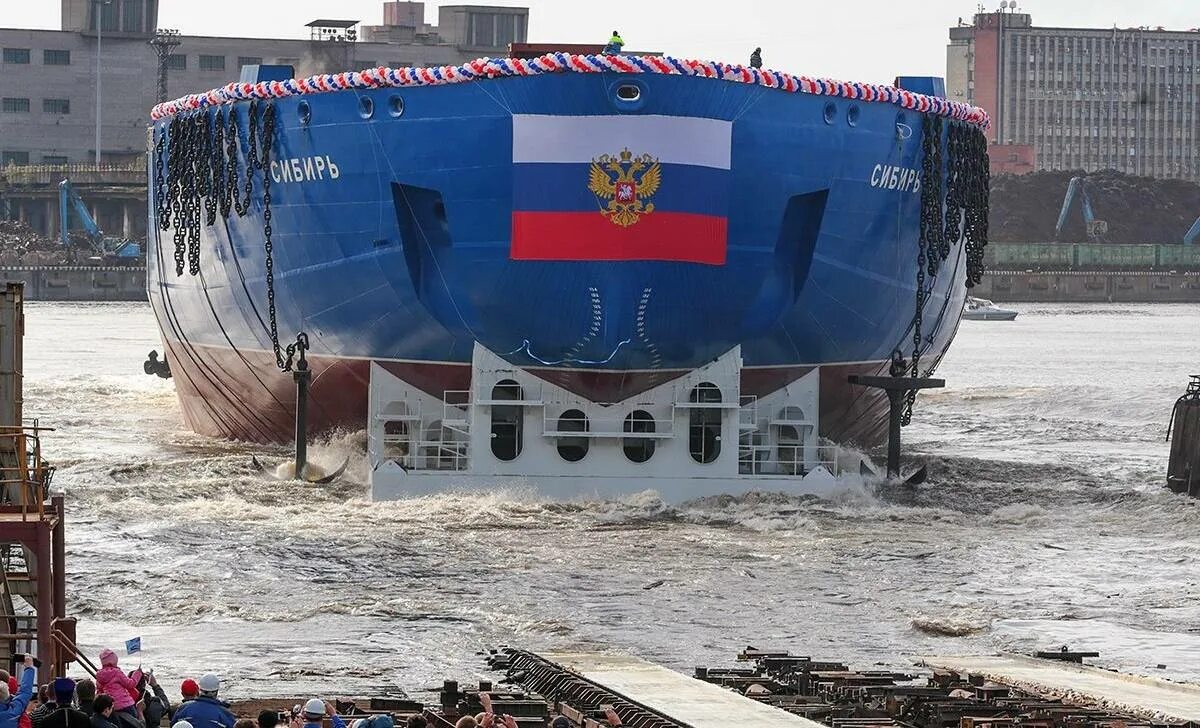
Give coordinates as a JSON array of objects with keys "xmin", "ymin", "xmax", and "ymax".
[
  {"xmin": 976, "ymin": 270, "xmax": 1200, "ymax": 303},
  {"xmin": 0, "ymin": 267, "xmax": 146, "ymax": 302}
]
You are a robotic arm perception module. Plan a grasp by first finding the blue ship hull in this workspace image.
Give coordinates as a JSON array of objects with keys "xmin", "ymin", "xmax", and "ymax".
[{"xmin": 148, "ymin": 70, "xmax": 968, "ymax": 445}]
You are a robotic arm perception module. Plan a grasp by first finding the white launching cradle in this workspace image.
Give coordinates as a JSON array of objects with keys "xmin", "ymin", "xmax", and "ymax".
[{"xmin": 368, "ymin": 344, "xmax": 844, "ymax": 502}]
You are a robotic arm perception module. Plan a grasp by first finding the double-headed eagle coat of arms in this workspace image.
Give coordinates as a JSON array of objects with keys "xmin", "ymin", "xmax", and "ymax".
[{"xmin": 587, "ymin": 148, "xmax": 662, "ymax": 228}]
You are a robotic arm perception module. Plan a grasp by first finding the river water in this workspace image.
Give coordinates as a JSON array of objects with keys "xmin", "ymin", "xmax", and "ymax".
[{"xmin": 22, "ymin": 302, "xmax": 1200, "ymax": 699}]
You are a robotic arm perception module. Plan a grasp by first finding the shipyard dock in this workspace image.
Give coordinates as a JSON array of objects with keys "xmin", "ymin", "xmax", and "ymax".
[
  {"xmin": 250, "ymin": 646, "xmax": 1200, "ymax": 727},
  {"xmin": 225, "ymin": 646, "xmax": 1200, "ymax": 727},
  {"xmin": 472, "ymin": 646, "xmax": 1200, "ymax": 727}
]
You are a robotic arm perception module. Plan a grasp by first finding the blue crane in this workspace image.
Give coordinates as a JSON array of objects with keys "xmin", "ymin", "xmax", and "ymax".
[
  {"xmin": 1054, "ymin": 176, "xmax": 1108, "ymax": 243},
  {"xmin": 1184, "ymin": 216, "xmax": 1200, "ymax": 245},
  {"xmin": 58, "ymin": 179, "xmax": 141, "ymax": 260}
]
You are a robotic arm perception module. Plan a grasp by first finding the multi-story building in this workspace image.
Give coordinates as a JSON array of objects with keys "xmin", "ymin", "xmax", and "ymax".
[
  {"xmin": 0, "ymin": 0, "xmax": 528, "ymax": 236},
  {"xmin": 948, "ymin": 8, "xmax": 1200, "ymax": 180}
]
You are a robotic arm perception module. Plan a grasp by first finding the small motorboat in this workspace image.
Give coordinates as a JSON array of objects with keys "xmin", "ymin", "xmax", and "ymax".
[{"xmin": 962, "ymin": 296, "xmax": 1018, "ymax": 321}]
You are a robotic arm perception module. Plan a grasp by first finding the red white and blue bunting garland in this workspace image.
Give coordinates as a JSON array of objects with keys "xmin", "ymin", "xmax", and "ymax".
[{"xmin": 150, "ymin": 53, "xmax": 991, "ymax": 129}]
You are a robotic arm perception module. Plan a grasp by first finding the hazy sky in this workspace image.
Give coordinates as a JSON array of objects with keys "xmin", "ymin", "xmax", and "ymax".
[{"xmin": 6, "ymin": 1, "xmax": 1198, "ymax": 83}]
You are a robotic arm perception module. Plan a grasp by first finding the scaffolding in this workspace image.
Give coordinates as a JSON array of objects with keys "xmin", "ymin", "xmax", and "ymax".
[{"xmin": 0, "ymin": 282, "xmax": 76, "ymax": 676}]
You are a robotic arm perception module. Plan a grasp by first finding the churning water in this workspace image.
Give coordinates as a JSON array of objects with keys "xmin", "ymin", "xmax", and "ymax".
[{"xmin": 22, "ymin": 302, "xmax": 1200, "ymax": 699}]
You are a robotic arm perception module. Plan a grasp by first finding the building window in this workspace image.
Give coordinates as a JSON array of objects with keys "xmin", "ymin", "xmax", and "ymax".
[
  {"xmin": 121, "ymin": 0, "xmax": 144, "ymax": 33},
  {"xmin": 556, "ymin": 409, "xmax": 589, "ymax": 462},
  {"xmin": 1, "ymin": 151, "xmax": 30, "ymax": 166},
  {"xmin": 43, "ymin": 49, "xmax": 71, "ymax": 65},
  {"xmin": 165, "ymin": 54, "xmax": 186, "ymax": 70},
  {"xmin": 495, "ymin": 14, "xmax": 517, "ymax": 47},
  {"xmin": 623, "ymin": 410, "xmax": 656, "ymax": 463},
  {"xmin": 43, "ymin": 99, "xmax": 70, "ymax": 114},
  {"xmin": 489, "ymin": 379, "xmax": 523, "ymax": 462},
  {"xmin": 237, "ymin": 56, "xmax": 262, "ymax": 68},
  {"xmin": 91, "ymin": 0, "xmax": 119, "ymax": 32},
  {"xmin": 199, "ymin": 54, "xmax": 226, "ymax": 71},
  {"xmin": 42, "ymin": 155, "xmax": 68, "ymax": 165},
  {"xmin": 2, "ymin": 98, "xmax": 30, "ymax": 113},
  {"xmin": 2, "ymin": 48, "xmax": 30, "ymax": 64},
  {"xmin": 688, "ymin": 382, "xmax": 723, "ymax": 464},
  {"xmin": 470, "ymin": 12, "xmax": 495, "ymax": 46}
]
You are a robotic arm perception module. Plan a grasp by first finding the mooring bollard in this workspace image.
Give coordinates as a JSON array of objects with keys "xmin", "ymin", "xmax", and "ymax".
[{"xmin": 1166, "ymin": 375, "xmax": 1200, "ymax": 497}]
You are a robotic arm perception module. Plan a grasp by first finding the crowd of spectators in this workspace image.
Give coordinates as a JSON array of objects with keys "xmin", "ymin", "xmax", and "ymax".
[{"xmin": 0, "ymin": 651, "xmax": 539, "ymax": 728}]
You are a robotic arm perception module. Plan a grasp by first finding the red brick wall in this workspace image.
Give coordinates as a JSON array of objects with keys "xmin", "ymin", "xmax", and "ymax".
[
  {"xmin": 972, "ymin": 16, "xmax": 1000, "ymax": 144},
  {"xmin": 988, "ymin": 144, "xmax": 1036, "ymax": 175}
]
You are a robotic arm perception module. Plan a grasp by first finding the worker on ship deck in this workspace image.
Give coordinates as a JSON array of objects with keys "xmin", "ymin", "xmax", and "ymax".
[
  {"xmin": 602, "ymin": 30, "xmax": 624, "ymax": 55},
  {"xmin": 750, "ymin": 47, "xmax": 763, "ymax": 68}
]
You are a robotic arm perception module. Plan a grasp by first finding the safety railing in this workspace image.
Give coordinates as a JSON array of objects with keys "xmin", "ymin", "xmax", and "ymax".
[
  {"xmin": 0, "ymin": 427, "xmax": 55, "ymax": 521},
  {"xmin": 0, "ymin": 624, "xmax": 97, "ymax": 679},
  {"xmin": 738, "ymin": 395, "xmax": 759, "ymax": 431},
  {"xmin": 672, "ymin": 377, "xmax": 743, "ymax": 410},
  {"xmin": 473, "ymin": 380, "xmax": 545, "ymax": 406},
  {"xmin": 379, "ymin": 433, "xmax": 470, "ymax": 472},
  {"xmin": 50, "ymin": 627, "xmax": 98, "ymax": 678},
  {"xmin": 738, "ymin": 437, "xmax": 840, "ymax": 476},
  {"xmin": 441, "ymin": 390, "xmax": 471, "ymax": 431}
]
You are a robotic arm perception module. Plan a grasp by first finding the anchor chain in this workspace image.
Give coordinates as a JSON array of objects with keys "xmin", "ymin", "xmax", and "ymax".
[
  {"xmin": 899, "ymin": 116, "xmax": 991, "ymax": 427},
  {"xmin": 904, "ymin": 115, "xmax": 938, "ymax": 425},
  {"xmin": 153, "ymin": 127, "xmax": 168, "ymax": 232},
  {"xmin": 156, "ymin": 100, "xmax": 305, "ymax": 374},
  {"xmin": 923, "ymin": 116, "xmax": 945, "ymax": 280},
  {"xmin": 963, "ymin": 125, "xmax": 990, "ymax": 287},
  {"xmin": 256, "ymin": 104, "xmax": 301, "ymax": 372},
  {"xmin": 942, "ymin": 122, "xmax": 965, "ymax": 262},
  {"xmin": 187, "ymin": 113, "xmax": 205, "ymax": 275},
  {"xmin": 243, "ymin": 100, "xmax": 260, "ymax": 215}
]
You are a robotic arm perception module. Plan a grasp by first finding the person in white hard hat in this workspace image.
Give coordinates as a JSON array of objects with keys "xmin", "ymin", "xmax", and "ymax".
[
  {"xmin": 170, "ymin": 676, "xmax": 233, "ymax": 728},
  {"xmin": 298, "ymin": 700, "xmax": 343, "ymax": 728}
]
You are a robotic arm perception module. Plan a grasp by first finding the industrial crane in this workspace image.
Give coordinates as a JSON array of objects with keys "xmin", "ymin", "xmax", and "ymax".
[
  {"xmin": 1184, "ymin": 216, "xmax": 1200, "ymax": 245},
  {"xmin": 58, "ymin": 179, "xmax": 141, "ymax": 264},
  {"xmin": 1054, "ymin": 176, "xmax": 1108, "ymax": 243}
]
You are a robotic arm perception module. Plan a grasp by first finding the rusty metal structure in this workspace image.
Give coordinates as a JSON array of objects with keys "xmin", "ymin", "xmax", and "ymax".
[
  {"xmin": 0, "ymin": 281, "xmax": 78, "ymax": 676},
  {"xmin": 694, "ymin": 647, "xmax": 1197, "ymax": 727},
  {"xmin": 487, "ymin": 650, "xmax": 681, "ymax": 727},
  {"xmin": 444, "ymin": 647, "xmax": 1200, "ymax": 728}
]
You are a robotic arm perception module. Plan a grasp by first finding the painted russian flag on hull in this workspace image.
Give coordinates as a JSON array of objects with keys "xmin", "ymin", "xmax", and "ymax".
[{"xmin": 510, "ymin": 114, "xmax": 731, "ymax": 265}]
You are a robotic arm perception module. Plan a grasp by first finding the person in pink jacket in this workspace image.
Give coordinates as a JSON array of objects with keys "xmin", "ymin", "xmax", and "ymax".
[{"xmin": 93, "ymin": 650, "xmax": 143, "ymax": 724}]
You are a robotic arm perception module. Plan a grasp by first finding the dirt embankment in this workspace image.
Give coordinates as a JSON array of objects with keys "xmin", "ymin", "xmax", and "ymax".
[{"xmin": 990, "ymin": 170, "xmax": 1200, "ymax": 244}]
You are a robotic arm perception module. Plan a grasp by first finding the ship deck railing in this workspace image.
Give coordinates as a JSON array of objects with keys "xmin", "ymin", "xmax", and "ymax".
[
  {"xmin": 379, "ymin": 434, "xmax": 470, "ymax": 472},
  {"xmin": 0, "ymin": 427, "xmax": 55, "ymax": 522},
  {"xmin": 738, "ymin": 437, "xmax": 839, "ymax": 477}
]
